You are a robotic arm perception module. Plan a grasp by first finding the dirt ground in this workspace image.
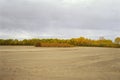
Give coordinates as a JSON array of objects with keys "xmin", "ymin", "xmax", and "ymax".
[{"xmin": 0, "ymin": 46, "xmax": 120, "ymax": 80}]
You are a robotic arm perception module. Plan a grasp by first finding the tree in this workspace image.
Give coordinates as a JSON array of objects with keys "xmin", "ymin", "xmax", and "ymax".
[{"xmin": 115, "ymin": 37, "xmax": 120, "ymax": 44}]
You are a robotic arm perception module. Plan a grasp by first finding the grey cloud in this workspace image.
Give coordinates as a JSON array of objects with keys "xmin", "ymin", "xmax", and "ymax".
[{"xmin": 0, "ymin": 0, "xmax": 120, "ymax": 39}]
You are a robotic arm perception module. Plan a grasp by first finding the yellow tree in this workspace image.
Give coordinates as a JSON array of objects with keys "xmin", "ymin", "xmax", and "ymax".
[{"xmin": 115, "ymin": 37, "xmax": 120, "ymax": 44}]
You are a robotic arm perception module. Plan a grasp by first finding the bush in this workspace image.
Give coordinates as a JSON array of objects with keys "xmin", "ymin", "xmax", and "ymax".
[
  {"xmin": 35, "ymin": 42, "xmax": 73, "ymax": 47},
  {"xmin": 35, "ymin": 42, "xmax": 41, "ymax": 47}
]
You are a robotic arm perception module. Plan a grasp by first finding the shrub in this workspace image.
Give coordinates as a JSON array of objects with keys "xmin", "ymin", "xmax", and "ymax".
[
  {"xmin": 35, "ymin": 42, "xmax": 41, "ymax": 47},
  {"xmin": 36, "ymin": 42, "xmax": 73, "ymax": 47}
]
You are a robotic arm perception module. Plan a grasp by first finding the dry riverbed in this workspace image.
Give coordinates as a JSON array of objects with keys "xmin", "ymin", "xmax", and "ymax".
[{"xmin": 0, "ymin": 46, "xmax": 120, "ymax": 80}]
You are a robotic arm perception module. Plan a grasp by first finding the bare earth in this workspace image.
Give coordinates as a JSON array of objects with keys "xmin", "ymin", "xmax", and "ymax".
[{"xmin": 0, "ymin": 46, "xmax": 120, "ymax": 80}]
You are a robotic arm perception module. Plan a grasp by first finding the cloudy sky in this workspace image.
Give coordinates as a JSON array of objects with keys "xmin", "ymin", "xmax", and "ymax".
[{"xmin": 0, "ymin": 0, "xmax": 120, "ymax": 40}]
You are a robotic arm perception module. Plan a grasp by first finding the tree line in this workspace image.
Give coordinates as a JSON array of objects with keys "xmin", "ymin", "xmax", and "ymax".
[{"xmin": 0, "ymin": 37, "xmax": 120, "ymax": 48}]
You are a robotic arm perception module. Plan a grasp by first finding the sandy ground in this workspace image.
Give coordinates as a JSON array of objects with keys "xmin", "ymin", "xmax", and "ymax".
[{"xmin": 0, "ymin": 46, "xmax": 120, "ymax": 80}]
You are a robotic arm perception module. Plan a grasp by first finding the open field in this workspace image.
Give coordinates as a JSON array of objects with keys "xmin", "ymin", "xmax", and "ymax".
[{"xmin": 0, "ymin": 46, "xmax": 120, "ymax": 80}]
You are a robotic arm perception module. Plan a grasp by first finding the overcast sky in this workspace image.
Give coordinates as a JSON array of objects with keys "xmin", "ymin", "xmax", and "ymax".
[{"xmin": 0, "ymin": 0, "xmax": 120, "ymax": 40}]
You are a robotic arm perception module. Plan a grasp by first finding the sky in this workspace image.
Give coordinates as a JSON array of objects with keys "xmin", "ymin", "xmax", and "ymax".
[{"xmin": 0, "ymin": 0, "xmax": 120, "ymax": 40}]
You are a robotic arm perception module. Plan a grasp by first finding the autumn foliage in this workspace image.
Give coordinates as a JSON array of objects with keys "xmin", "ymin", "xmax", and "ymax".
[{"xmin": 0, "ymin": 37, "xmax": 120, "ymax": 48}]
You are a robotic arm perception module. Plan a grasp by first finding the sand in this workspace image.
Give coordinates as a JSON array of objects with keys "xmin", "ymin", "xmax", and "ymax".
[{"xmin": 0, "ymin": 46, "xmax": 120, "ymax": 80}]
